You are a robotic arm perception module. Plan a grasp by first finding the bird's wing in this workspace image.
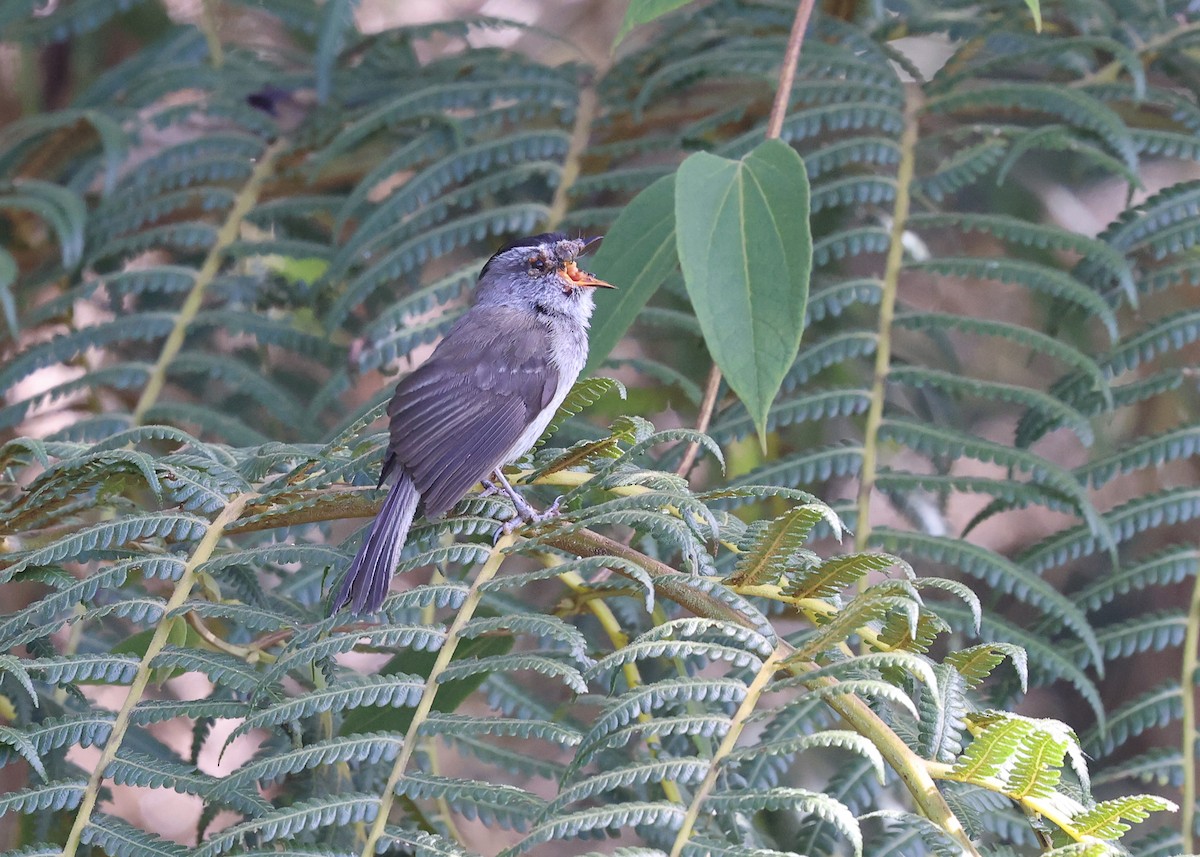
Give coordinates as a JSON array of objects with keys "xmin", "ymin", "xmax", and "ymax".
[{"xmin": 386, "ymin": 306, "xmax": 558, "ymax": 517}]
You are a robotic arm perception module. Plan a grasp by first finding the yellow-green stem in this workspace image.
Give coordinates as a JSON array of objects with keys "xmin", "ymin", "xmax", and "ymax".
[
  {"xmin": 1182, "ymin": 555, "xmax": 1200, "ymax": 853},
  {"xmin": 359, "ymin": 536, "xmax": 513, "ymax": 857},
  {"xmin": 130, "ymin": 139, "xmax": 283, "ymax": 425},
  {"xmin": 669, "ymin": 646, "xmax": 786, "ymax": 857},
  {"xmin": 61, "ymin": 493, "xmax": 254, "ymax": 857},
  {"xmin": 199, "ymin": 0, "xmax": 224, "ymax": 69},
  {"xmin": 927, "ymin": 760, "xmax": 1092, "ymax": 842},
  {"xmin": 545, "ymin": 85, "xmax": 596, "ymax": 231},
  {"xmin": 855, "ymin": 93, "xmax": 920, "ymax": 551},
  {"xmin": 554, "ymin": 564, "xmax": 683, "ymax": 805}
]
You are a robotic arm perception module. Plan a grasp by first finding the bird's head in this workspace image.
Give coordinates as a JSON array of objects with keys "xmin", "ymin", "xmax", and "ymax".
[{"xmin": 475, "ymin": 232, "xmax": 614, "ymax": 321}]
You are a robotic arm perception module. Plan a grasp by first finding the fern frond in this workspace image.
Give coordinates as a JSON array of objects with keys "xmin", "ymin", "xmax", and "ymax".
[
  {"xmin": 874, "ymin": 529, "xmax": 1100, "ymax": 667},
  {"xmin": 785, "ymin": 551, "xmax": 907, "ymax": 601},
  {"xmin": 1085, "ymin": 682, "xmax": 1182, "ymax": 757},
  {"xmin": 22, "ymin": 653, "xmax": 140, "ymax": 686},
  {"xmin": 889, "ymin": 367, "xmax": 1095, "ymax": 446},
  {"xmin": 918, "ymin": 138, "xmax": 1008, "ymax": 201},
  {"xmin": 705, "ymin": 788, "xmax": 863, "ymax": 854},
  {"xmin": 79, "ymin": 813, "xmax": 189, "ymax": 857},
  {"xmin": 437, "ymin": 653, "xmax": 587, "ymax": 694},
  {"xmin": 1020, "ymin": 486, "xmax": 1200, "ymax": 575},
  {"xmin": 545, "ymin": 759, "xmax": 710, "ymax": 817},
  {"xmin": 729, "ymin": 446, "xmax": 865, "ymax": 489},
  {"xmin": 0, "ymin": 780, "xmax": 85, "ymax": 818},
  {"xmin": 926, "ymin": 83, "xmax": 1136, "ymax": 171},
  {"xmin": 227, "ymin": 673, "xmax": 424, "ymax": 743},
  {"xmin": 1072, "ymin": 545, "xmax": 1199, "ymax": 612},
  {"xmin": 711, "ymin": 388, "xmax": 872, "ymax": 444},
  {"xmin": 906, "ymin": 217, "xmax": 1133, "ymax": 310},
  {"xmin": 105, "ymin": 750, "xmax": 270, "ymax": 815},
  {"xmin": 507, "ymin": 804, "xmax": 685, "ymax": 856},
  {"xmin": 193, "ymin": 793, "xmax": 380, "ymax": 857},
  {"xmin": 395, "ymin": 771, "xmax": 545, "ymax": 830},
  {"xmin": 1069, "ymin": 794, "xmax": 1176, "ymax": 840},
  {"xmin": 726, "ymin": 504, "xmax": 839, "ymax": 586},
  {"xmin": 1080, "ymin": 611, "xmax": 1186, "ymax": 669}
]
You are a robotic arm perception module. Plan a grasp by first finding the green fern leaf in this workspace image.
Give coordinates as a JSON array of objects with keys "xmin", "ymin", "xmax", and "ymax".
[
  {"xmin": 80, "ymin": 813, "xmax": 189, "ymax": 857},
  {"xmin": 1072, "ymin": 546, "xmax": 1199, "ymax": 612},
  {"xmin": 193, "ymin": 793, "xmax": 381, "ymax": 857},
  {"xmin": 926, "ymin": 83, "xmax": 1136, "ymax": 170},
  {"xmin": 1079, "ymin": 611, "xmax": 1186, "ymax": 670},
  {"xmin": 874, "ymin": 530, "xmax": 1100, "ymax": 667},
  {"xmin": 946, "ymin": 643, "xmax": 1028, "ymax": 691},
  {"xmin": 0, "ymin": 780, "xmax": 85, "ymax": 818},
  {"xmin": 1085, "ymin": 681, "xmax": 1182, "ymax": 757},
  {"xmin": 1020, "ymin": 486, "xmax": 1200, "ymax": 575},
  {"xmin": 1070, "ymin": 794, "xmax": 1177, "ymax": 840},
  {"xmin": 227, "ymin": 673, "xmax": 424, "ymax": 743},
  {"xmin": 505, "ymin": 803, "xmax": 685, "ymax": 856},
  {"xmin": 727, "ymin": 504, "xmax": 839, "ymax": 586},
  {"xmin": 786, "ymin": 552, "xmax": 908, "ymax": 601},
  {"xmin": 706, "ymin": 788, "xmax": 862, "ymax": 855},
  {"xmin": 396, "ymin": 771, "xmax": 545, "ymax": 831}
]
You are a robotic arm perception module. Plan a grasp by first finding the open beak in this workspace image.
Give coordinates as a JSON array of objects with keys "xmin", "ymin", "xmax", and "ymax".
[{"xmin": 561, "ymin": 260, "xmax": 616, "ymax": 290}]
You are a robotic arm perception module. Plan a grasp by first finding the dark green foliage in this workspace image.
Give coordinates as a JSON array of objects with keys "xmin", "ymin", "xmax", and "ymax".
[{"xmin": 2, "ymin": 0, "xmax": 1198, "ymax": 855}]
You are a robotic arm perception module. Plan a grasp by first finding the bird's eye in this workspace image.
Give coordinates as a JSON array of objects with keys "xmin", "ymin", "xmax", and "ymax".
[{"xmin": 530, "ymin": 255, "xmax": 547, "ymax": 272}]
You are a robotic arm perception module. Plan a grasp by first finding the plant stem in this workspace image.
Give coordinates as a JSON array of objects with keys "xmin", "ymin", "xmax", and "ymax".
[
  {"xmin": 552, "ymin": 561, "xmax": 684, "ymax": 805},
  {"xmin": 130, "ymin": 139, "xmax": 283, "ymax": 426},
  {"xmin": 61, "ymin": 493, "xmax": 254, "ymax": 857},
  {"xmin": 675, "ymin": 365, "xmax": 722, "ymax": 477},
  {"xmin": 676, "ymin": 0, "xmax": 816, "ymax": 479},
  {"xmin": 199, "ymin": 0, "xmax": 224, "ymax": 69},
  {"xmin": 359, "ymin": 536, "xmax": 513, "ymax": 857},
  {"xmin": 546, "ymin": 80, "xmax": 597, "ymax": 231},
  {"xmin": 669, "ymin": 646, "xmax": 786, "ymax": 856},
  {"xmin": 1182, "ymin": 561, "xmax": 1200, "ymax": 853},
  {"xmin": 766, "ymin": 0, "xmax": 818, "ymax": 139},
  {"xmin": 855, "ymin": 92, "xmax": 920, "ymax": 551}
]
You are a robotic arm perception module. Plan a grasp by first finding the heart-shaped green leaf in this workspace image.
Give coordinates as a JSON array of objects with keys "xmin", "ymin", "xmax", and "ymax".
[{"xmin": 675, "ymin": 139, "xmax": 812, "ymax": 447}]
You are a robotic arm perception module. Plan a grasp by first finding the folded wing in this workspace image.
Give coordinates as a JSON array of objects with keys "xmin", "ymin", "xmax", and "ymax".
[{"xmin": 385, "ymin": 306, "xmax": 557, "ymax": 516}]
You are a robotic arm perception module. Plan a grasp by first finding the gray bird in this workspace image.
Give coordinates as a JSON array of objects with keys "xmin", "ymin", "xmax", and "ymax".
[{"xmin": 331, "ymin": 233, "xmax": 614, "ymax": 615}]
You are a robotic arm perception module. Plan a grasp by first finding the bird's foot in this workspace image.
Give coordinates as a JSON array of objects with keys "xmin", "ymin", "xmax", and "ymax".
[
  {"xmin": 489, "ymin": 468, "xmax": 564, "ymax": 542},
  {"xmin": 510, "ymin": 494, "xmax": 563, "ymax": 528},
  {"xmin": 497, "ymin": 498, "xmax": 563, "ymax": 539}
]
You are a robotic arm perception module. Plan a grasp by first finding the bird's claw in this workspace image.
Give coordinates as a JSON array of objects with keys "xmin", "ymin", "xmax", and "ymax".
[{"xmin": 492, "ymin": 494, "xmax": 565, "ymax": 543}]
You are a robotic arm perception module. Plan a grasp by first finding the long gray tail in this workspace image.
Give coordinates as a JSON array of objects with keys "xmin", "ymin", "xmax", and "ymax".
[{"xmin": 331, "ymin": 474, "xmax": 419, "ymax": 615}]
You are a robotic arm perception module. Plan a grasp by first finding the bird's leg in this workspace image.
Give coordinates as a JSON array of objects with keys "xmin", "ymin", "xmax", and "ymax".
[
  {"xmin": 489, "ymin": 469, "xmax": 564, "ymax": 537},
  {"xmin": 490, "ymin": 469, "xmax": 539, "ymax": 519}
]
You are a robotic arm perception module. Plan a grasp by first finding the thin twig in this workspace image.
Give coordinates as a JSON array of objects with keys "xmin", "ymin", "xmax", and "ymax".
[
  {"xmin": 766, "ymin": 0, "xmax": 818, "ymax": 139},
  {"xmin": 61, "ymin": 494, "xmax": 256, "ymax": 857},
  {"xmin": 675, "ymin": 0, "xmax": 816, "ymax": 480},
  {"xmin": 131, "ymin": 139, "xmax": 283, "ymax": 425},
  {"xmin": 855, "ymin": 92, "xmax": 920, "ymax": 551},
  {"xmin": 670, "ymin": 645, "xmax": 787, "ymax": 856},
  {"xmin": 674, "ymin": 364, "xmax": 722, "ymax": 477},
  {"xmin": 546, "ymin": 78, "xmax": 599, "ymax": 231},
  {"xmin": 359, "ymin": 536, "xmax": 513, "ymax": 857}
]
